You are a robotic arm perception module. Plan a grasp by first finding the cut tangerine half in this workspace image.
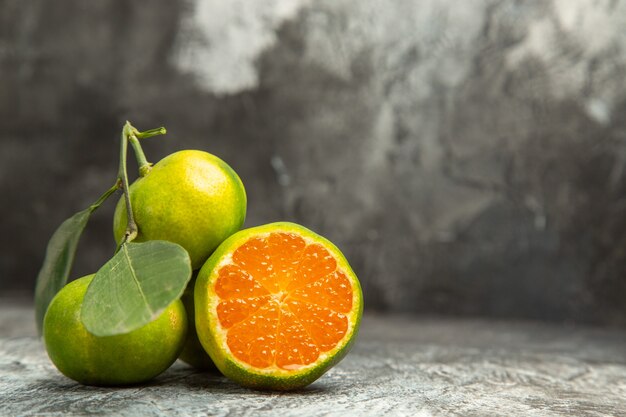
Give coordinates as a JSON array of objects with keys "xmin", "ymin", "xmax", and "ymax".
[{"xmin": 195, "ymin": 222, "xmax": 363, "ymax": 390}]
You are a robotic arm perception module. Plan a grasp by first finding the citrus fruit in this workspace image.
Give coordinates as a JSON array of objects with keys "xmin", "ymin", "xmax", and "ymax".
[
  {"xmin": 43, "ymin": 275, "xmax": 188, "ymax": 386},
  {"xmin": 195, "ymin": 222, "xmax": 363, "ymax": 390},
  {"xmin": 113, "ymin": 150, "xmax": 247, "ymax": 270},
  {"xmin": 179, "ymin": 274, "xmax": 218, "ymax": 371}
]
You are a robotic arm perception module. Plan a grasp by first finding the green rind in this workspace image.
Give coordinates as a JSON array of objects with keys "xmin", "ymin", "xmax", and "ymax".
[
  {"xmin": 113, "ymin": 150, "xmax": 247, "ymax": 270},
  {"xmin": 179, "ymin": 274, "xmax": 219, "ymax": 371},
  {"xmin": 43, "ymin": 275, "xmax": 188, "ymax": 386},
  {"xmin": 195, "ymin": 222, "xmax": 364, "ymax": 390}
]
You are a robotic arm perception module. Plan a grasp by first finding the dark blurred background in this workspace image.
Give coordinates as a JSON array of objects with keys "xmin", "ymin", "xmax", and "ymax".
[{"xmin": 2, "ymin": 0, "xmax": 626, "ymax": 326}]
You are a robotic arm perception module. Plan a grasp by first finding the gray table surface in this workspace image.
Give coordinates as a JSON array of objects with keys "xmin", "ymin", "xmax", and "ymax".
[{"xmin": 1, "ymin": 299, "xmax": 626, "ymax": 416}]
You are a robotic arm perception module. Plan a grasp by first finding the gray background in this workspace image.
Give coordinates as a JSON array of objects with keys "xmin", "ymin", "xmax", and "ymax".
[{"xmin": 2, "ymin": 0, "xmax": 626, "ymax": 326}]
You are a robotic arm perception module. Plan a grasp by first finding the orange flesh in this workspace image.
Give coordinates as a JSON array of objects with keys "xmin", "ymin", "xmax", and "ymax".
[{"xmin": 214, "ymin": 232, "xmax": 353, "ymax": 370}]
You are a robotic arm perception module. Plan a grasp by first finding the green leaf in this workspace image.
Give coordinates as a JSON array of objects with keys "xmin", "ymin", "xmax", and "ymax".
[
  {"xmin": 34, "ymin": 208, "xmax": 93, "ymax": 334},
  {"xmin": 81, "ymin": 241, "xmax": 192, "ymax": 337},
  {"xmin": 34, "ymin": 183, "xmax": 120, "ymax": 335}
]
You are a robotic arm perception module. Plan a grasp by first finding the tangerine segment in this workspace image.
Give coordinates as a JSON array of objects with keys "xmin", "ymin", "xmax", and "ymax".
[
  {"xmin": 215, "ymin": 231, "xmax": 352, "ymax": 370},
  {"xmin": 217, "ymin": 296, "xmax": 271, "ymax": 329},
  {"xmin": 286, "ymin": 244, "xmax": 337, "ymax": 292},
  {"xmin": 289, "ymin": 271, "xmax": 353, "ymax": 314},
  {"xmin": 284, "ymin": 300, "xmax": 348, "ymax": 352},
  {"xmin": 232, "ymin": 238, "xmax": 279, "ymax": 293},
  {"xmin": 215, "ymin": 264, "xmax": 269, "ymax": 300},
  {"xmin": 226, "ymin": 302, "xmax": 280, "ymax": 368},
  {"xmin": 268, "ymin": 232, "xmax": 306, "ymax": 291},
  {"xmin": 276, "ymin": 307, "xmax": 320, "ymax": 369},
  {"xmin": 232, "ymin": 232, "xmax": 310, "ymax": 292}
]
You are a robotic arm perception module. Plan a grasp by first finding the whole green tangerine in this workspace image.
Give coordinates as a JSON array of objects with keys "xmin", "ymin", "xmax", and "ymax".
[
  {"xmin": 43, "ymin": 275, "xmax": 188, "ymax": 386},
  {"xmin": 113, "ymin": 150, "xmax": 247, "ymax": 270}
]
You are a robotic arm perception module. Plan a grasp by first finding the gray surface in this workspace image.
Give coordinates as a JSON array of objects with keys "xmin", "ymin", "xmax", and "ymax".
[
  {"xmin": 2, "ymin": 303, "xmax": 626, "ymax": 416},
  {"xmin": 4, "ymin": 0, "xmax": 626, "ymax": 325}
]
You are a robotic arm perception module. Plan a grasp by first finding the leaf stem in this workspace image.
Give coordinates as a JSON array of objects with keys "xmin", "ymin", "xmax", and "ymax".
[{"xmin": 89, "ymin": 181, "xmax": 122, "ymax": 212}]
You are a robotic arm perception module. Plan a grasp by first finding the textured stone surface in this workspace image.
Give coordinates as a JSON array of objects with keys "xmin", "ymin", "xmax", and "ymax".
[
  {"xmin": 2, "ymin": 303, "xmax": 626, "ymax": 416},
  {"xmin": 3, "ymin": 1, "xmax": 626, "ymax": 325}
]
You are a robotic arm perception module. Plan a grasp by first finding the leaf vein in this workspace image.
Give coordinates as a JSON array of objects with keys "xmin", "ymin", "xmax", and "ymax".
[{"xmin": 122, "ymin": 244, "xmax": 154, "ymax": 316}]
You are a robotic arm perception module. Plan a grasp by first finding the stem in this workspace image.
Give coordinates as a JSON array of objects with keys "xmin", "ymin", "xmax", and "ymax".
[
  {"xmin": 119, "ymin": 122, "xmax": 138, "ymax": 245},
  {"xmin": 116, "ymin": 121, "xmax": 168, "ymax": 248},
  {"xmin": 128, "ymin": 134, "xmax": 152, "ymax": 177},
  {"xmin": 128, "ymin": 125, "xmax": 166, "ymax": 177},
  {"xmin": 134, "ymin": 127, "xmax": 166, "ymax": 139}
]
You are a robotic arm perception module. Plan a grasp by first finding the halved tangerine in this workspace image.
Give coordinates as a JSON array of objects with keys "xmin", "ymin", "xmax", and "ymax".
[{"xmin": 195, "ymin": 222, "xmax": 363, "ymax": 390}]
